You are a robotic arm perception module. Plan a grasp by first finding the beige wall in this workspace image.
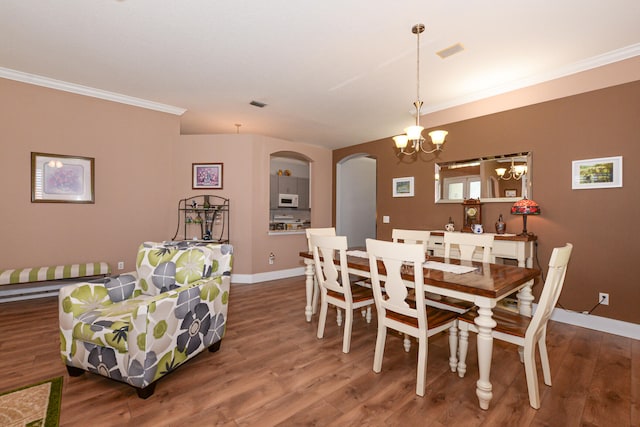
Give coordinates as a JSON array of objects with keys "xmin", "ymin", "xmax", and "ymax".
[
  {"xmin": 0, "ymin": 78, "xmax": 179, "ymax": 272},
  {"xmin": 174, "ymin": 135, "xmax": 332, "ymax": 278},
  {"xmin": 334, "ymin": 80, "xmax": 640, "ymax": 324},
  {"xmin": 1, "ymin": 79, "xmax": 333, "ymax": 281}
]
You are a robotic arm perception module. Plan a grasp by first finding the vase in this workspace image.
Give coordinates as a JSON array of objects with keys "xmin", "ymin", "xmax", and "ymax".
[
  {"xmin": 445, "ymin": 217, "xmax": 455, "ymax": 232},
  {"xmin": 495, "ymin": 214, "xmax": 506, "ymax": 234}
]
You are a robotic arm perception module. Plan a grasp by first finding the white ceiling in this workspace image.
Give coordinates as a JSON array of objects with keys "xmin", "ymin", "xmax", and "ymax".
[{"xmin": 1, "ymin": 1, "xmax": 639, "ymax": 149}]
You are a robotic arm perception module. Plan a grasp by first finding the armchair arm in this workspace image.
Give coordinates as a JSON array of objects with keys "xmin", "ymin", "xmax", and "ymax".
[
  {"xmin": 125, "ymin": 274, "xmax": 230, "ymax": 388},
  {"xmin": 59, "ymin": 281, "xmax": 113, "ymax": 363}
]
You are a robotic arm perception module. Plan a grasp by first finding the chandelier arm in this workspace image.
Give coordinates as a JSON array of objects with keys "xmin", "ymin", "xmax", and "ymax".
[{"xmin": 418, "ymin": 143, "xmax": 441, "ymax": 154}]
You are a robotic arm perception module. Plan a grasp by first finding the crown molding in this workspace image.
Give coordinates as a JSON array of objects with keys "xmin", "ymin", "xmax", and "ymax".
[
  {"xmin": 426, "ymin": 42, "xmax": 640, "ymax": 114},
  {"xmin": 0, "ymin": 67, "xmax": 186, "ymax": 116}
]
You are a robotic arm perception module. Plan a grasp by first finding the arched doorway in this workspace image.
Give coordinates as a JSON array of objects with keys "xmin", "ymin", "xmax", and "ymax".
[{"xmin": 336, "ymin": 154, "xmax": 376, "ymax": 246}]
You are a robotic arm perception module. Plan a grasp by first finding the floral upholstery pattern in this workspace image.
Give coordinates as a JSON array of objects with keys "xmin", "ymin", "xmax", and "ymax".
[{"xmin": 59, "ymin": 242, "xmax": 232, "ymax": 395}]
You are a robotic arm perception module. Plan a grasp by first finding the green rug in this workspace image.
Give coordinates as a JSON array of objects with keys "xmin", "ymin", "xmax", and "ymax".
[{"xmin": 0, "ymin": 377, "xmax": 62, "ymax": 427}]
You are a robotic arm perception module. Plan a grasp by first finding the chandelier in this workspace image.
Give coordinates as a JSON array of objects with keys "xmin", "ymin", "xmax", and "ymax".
[
  {"xmin": 393, "ymin": 23, "xmax": 448, "ymax": 156},
  {"xmin": 496, "ymin": 159, "xmax": 527, "ymax": 180}
]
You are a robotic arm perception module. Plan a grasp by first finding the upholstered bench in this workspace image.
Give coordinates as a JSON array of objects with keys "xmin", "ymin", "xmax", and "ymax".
[{"xmin": 0, "ymin": 262, "xmax": 110, "ymax": 303}]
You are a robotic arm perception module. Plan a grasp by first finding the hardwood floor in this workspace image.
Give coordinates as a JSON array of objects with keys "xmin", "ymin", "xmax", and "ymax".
[{"xmin": 0, "ymin": 276, "xmax": 638, "ymax": 426}]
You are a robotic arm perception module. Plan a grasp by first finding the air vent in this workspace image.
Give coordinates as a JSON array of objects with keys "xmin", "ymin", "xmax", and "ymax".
[
  {"xmin": 436, "ymin": 43, "xmax": 465, "ymax": 59},
  {"xmin": 250, "ymin": 100, "xmax": 267, "ymax": 108}
]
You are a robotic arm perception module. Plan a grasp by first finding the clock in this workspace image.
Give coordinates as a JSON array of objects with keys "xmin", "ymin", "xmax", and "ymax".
[{"xmin": 462, "ymin": 199, "xmax": 482, "ymax": 232}]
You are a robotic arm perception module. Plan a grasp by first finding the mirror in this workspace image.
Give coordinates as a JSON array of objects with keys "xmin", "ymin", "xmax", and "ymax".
[{"xmin": 435, "ymin": 152, "xmax": 532, "ymax": 203}]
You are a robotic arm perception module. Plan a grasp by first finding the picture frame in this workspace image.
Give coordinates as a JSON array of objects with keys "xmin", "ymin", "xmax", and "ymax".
[
  {"xmin": 392, "ymin": 176, "xmax": 414, "ymax": 197},
  {"xmin": 504, "ymin": 189, "xmax": 517, "ymax": 198},
  {"xmin": 192, "ymin": 163, "xmax": 223, "ymax": 189},
  {"xmin": 572, "ymin": 156, "xmax": 622, "ymax": 190},
  {"xmin": 31, "ymin": 152, "xmax": 95, "ymax": 203}
]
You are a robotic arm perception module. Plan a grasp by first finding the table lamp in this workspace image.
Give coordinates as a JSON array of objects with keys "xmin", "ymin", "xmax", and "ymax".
[{"xmin": 510, "ymin": 198, "xmax": 541, "ymax": 236}]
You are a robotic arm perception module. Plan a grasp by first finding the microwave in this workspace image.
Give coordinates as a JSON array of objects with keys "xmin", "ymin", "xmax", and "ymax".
[{"xmin": 278, "ymin": 193, "xmax": 299, "ymax": 208}]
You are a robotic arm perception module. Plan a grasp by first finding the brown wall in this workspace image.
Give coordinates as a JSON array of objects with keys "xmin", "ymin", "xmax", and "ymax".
[{"xmin": 334, "ymin": 80, "xmax": 640, "ymax": 324}]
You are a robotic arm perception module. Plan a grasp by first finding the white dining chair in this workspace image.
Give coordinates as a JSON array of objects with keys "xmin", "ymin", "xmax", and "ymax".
[
  {"xmin": 429, "ymin": 232, "xmax": 496, "ymax": 315},
  {"xmin": 392, "ymin": 229, "xmax": 434, "ymax": 351},
  {"xmin": 456, "ymin": 243, "xmax": 573, "ymax": 409},
  {"xmin": 443, "ymin": 231, "xmax": 495, "ymax": 263},
  {"xmin": 311, "ymin": 234, "xmax": 374, "ymax": 354},
  {"xmin": 365, "ymin": 238, "xmax": 458, "ymax": 396},
  {"xmin": 305, "ymin": 227, "xmax": 336, "ymax": 314},
  {"xmin": 392, "ymin": 229, "xmax": 430, "ymax": 253}
]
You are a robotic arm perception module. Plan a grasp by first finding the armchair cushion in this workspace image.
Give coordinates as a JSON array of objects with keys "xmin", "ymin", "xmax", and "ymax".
[{"xmin": 134, "ymin": 242, "xmax": 214, "ymax": 297}]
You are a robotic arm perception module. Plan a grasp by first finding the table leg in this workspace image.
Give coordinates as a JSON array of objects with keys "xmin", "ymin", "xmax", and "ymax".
[
  {"xmin": 474, "ymin": 298, "xmax": 496, "ymax": 410},
  {"xmin": 516, "ymin": 279, "xmax": 535, "ymax": 317},
  {"xmin": 516, "ymin": 279, "xmax": 535, "ymax": 361},
  {"xmin": 304, "ymin": 260, "xmax": 315, "ymax": 322}
]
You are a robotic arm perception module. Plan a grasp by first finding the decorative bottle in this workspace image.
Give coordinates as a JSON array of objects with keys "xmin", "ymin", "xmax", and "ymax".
[{"xmin": 495, "ymin": 214, "xmax": 506, "ymax": 234}]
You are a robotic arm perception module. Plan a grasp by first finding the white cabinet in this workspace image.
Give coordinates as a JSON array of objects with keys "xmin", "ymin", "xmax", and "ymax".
[{"xmin": 427, "ymin": 231, "xmax": 536, "ymax": 268}]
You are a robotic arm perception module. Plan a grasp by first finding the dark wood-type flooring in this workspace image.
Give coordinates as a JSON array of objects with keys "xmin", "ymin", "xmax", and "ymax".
[{"xmin": 0, "ymin": 276, "xmax": 638, "ymax": 426}]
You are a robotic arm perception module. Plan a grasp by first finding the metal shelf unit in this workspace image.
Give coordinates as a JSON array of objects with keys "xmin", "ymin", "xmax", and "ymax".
[{"xmin": 172, "ymin": 195, "xmax": 229, "ymax": 243}]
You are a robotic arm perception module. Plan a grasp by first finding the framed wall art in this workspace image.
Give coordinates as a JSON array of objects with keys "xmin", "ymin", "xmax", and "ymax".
[
  {"xmin": 31, "ymin": 152, "xmax": 95, "ymax": 203},
  {"xmin": 192, "ymin": 162, "xmax": 223, "ymax": 189},
  {"xmin": 392, "ymin": 176, "xmax": 414, "ymax": 197},
  {"xmin": 572, "ymin": 156, "xmax": 622, "ymax": 190},
  {"xmin": 504, "ymin": 189, "xmax": 517, "ymax": 198}
]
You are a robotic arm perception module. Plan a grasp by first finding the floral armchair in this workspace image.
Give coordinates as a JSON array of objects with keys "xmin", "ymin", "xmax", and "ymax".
[{"xmin": 59, "ymin": 241, "xmax": 233, "ymax": 398}]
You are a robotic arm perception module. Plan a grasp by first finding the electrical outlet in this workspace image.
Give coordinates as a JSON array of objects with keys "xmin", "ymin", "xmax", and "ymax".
[
  {"xmin": 383, "ymin": 216, "xmax": 390, "ymax": 223},
  {"xmin": 117, "ymin": 261, "xmax": 124, "ymax": 270},
  {"xmin": 268, "ymin": 253, "xmax": 275, "ymax": 265},
  {"xmin": 599, "ymin": 292, "xmax": 609, "ymax": 306}
]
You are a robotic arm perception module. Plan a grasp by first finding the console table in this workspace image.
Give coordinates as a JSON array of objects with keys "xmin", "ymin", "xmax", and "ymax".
[{"xmin": 428, "ymin": 231, "xmax": 536, "ymax": 268}]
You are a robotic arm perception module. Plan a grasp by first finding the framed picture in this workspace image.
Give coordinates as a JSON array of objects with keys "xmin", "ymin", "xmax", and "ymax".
[
  {"xmin": 31, "ymin": 152, "xmax": 95, "ymax": 203},
  {"xmin": 392, "ymin": 176, "xmax": 414, "ymax": 197},
  {"xmin": 192, "ymin": 163, "xmax": 223, "ymax": 189},
  {"xmin": 572, "ymin": 156, "xmax": 622, "ymax": 190},
  {"xmin": 504, "ymin": 189, "xmax": 517, "ymax": 197}
]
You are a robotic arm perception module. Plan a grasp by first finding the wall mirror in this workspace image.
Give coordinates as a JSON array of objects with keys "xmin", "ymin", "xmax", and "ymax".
[{"xmin": 435, "ymin": 152, "xmax": 532, "ymax": 203}]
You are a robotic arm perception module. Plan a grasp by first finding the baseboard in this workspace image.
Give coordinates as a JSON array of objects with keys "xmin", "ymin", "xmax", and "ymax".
[
  {"xmin": 229, "ymin": 273, "xmax": 639, "ymax": 340},
  {"xmin": 548, "ymin": 305, "xmax": 640, "ymax": 340},
  {"xmin": 231, "ymin": 267, "xmax": 305, "ymax": 284}
]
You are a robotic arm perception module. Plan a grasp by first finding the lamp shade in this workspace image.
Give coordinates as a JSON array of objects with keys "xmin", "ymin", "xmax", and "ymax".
[
  {"xmin": 510, "ymin": 198, "xmax": 541, "ymax": 215},
  {"xmin": 428, "ymin": 130, "xmax": 448, "ymax": 145},
  {"xmin": 405, "ymin": 125, "xmax": 424, "ymax": 141},
  {"xmin": 392, "ymin": 134, "xmax": 409, "ymax": 148}
]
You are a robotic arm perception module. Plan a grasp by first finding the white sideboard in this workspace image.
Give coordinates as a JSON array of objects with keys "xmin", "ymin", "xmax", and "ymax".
[{"xmin": 428, "ymin": 231, "xmax": 536, "ymax": 268}]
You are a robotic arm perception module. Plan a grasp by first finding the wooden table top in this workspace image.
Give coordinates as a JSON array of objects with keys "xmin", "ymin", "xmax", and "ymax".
[{"xmin": 300, "ymin": 251, "xmax": 541, "ymax": 300}]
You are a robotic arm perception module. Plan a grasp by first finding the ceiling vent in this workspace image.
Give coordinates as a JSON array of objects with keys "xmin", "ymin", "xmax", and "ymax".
[
  {"xmin": 436, "ymin": 43, "xmax": 465, "ymax": 59},
  {"xmin": 250, "ymin": 100, "xmax": 267, "ymax": 108}
]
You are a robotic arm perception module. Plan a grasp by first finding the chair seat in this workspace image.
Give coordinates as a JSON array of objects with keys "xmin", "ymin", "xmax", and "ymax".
[
  {"xmin": 387, "ymin": 305, "xmax": 457, "ymax": 330},
  {"xmin": 327, "ymin": 284, "xmax": 374, "ymax": 303},
  {"xmin": 458, "ymin": 306, "xmax": 530, "ymax": 338}
]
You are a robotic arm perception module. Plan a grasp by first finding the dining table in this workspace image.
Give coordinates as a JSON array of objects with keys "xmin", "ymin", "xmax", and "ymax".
[{"xmin": 299, "ymin": 249, "xmax": 541, "ymax": 410}]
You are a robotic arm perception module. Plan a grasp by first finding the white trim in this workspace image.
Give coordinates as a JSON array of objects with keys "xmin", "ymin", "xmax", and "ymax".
[
  {"xmin": 425, "ymin": 43, "xmax": 640, "ymax": 114},
  {"xmin": 231, "ymin": 267, "xmax": 304, "ymax": 284},
  {"xmin": 541, "ymin": 304, "xmax": 640, "ymax": 340},
  {"xmin": 0, "ymin": 67, "xmax": 186, "ymax": 116}
]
